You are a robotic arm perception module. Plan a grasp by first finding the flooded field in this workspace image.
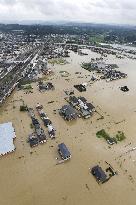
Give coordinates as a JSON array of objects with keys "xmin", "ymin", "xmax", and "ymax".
[{"xmin": 0, "ymin": 50, "xmax": 136, "ymax": 205}]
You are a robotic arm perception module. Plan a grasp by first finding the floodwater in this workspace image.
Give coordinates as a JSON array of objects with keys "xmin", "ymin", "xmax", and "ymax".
[
  {"xmin": 0, "ymin": 50, "xmax": 136, "ymax": 205},
  {"xmin": 111, "ymin": 44, "xmax": 136, "ymax": 51}
]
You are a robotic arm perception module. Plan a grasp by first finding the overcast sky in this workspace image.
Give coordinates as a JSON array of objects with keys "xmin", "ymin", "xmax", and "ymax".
[{"xmin": 0, "ymin": 0, "xmax": 136, "ymax": 25}]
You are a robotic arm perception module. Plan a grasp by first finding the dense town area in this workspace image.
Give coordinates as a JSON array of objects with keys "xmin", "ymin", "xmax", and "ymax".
[
  {"xmin": 0, "ymin": 24, "xmax": 136, "ymax": 205},
  {"xmin": 1, "ymin": 24, "xmax": 136, "ymax": 104}
]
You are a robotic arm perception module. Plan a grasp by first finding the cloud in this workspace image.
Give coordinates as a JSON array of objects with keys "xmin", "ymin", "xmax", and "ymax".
[{"xmin": 0, "ymin": 0, "xmax": 135, "ymax": 25}]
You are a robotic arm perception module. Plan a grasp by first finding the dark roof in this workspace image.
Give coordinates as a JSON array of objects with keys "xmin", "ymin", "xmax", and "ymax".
[
  {"xmin": 69, "ymin": 96, "xmax": 79, "ymax": 104},
  {"xmin": 120, "ymin": 86, "xmax": 129, "ymax": 92},
  {"xmin": 39, "ymin": 82, "xmax": 54, "ymax": 91},
  {"xmin": 32, "ymin": 118, "xmax": 40, "ymax": 126},
  {"xmin": 80, "ymin": 108, "xmax": 91, "ymax": 118},
  {"xmin": 38, "ymin": 133, "xmax": 47, "ymax": 143},
  {"xmin": 91, "ymin": 165, "xmax": 107, "ymax": 183},
  {"xmin": 60, "ymin": 105, "xmax": 78, "ymax": 120},
  {"xmin": 40, "ymin": 113, "xmax": 46, "ymax": 118},
  {"xmin": 86, "ymin": 103, "xmax": 95, "ymax": 111},
  {"xmin": 74, "ymin": 84, "xmax": 86, "ymax": 92},
  {"xmin": 58, "ymin": 143, "xmax": 71, "ymax": 159},
  {"xmin": 36, "ymin": 104, "xmax": 43, "ymax": 110},
  {"xmin": 78, "ymin": 96, "xmax": 87, "ymax": 103},
  {"xmin": 29, "ymin": 135, "xmax": 39, "ymax": 147},
  {"xmin": 43, "ymin": 118, "xmax": 52, "ymax": 127},
  {"xmin": 36, "ymin": 128, "xmax": 45, "ymax": 137}
]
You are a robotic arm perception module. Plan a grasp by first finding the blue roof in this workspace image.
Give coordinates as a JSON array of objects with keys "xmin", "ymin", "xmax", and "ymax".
[
  {"xmin": 91, "ymin": 165, "xmax": 107, "ymax": 182},
  {"xmin": 58, "ymin": 143, "xmax": 71, "ymax": 159}
]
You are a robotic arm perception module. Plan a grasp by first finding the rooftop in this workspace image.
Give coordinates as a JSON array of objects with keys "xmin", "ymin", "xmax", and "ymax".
[
  {"xmin": 0, "ymin": 122, "xmax": 16, "ymax": 156},
  {"xmin": 58, "ymin": 143, "xmax": 71, "ymax": 160},
  {"xmin": 91, "ymin": 165, "xmax": 107, "ymax": 183},
  {"xmin": 60, "ymin": 105, "xmax": 78, "ymax": 120}
]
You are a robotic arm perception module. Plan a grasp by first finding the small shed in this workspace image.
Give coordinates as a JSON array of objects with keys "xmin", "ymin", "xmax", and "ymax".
[{"xmin": 91, "ymin": 165, "xmax": 107, "ymax": 183}]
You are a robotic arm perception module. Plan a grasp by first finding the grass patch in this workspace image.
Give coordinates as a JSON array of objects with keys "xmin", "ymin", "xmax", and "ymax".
[
  {"xmin": 49, "ymin": 58, "xmax": 68, "ymax": 65},
  {"xmin": 30, "ymin": 123, "xmax": 34, "ymax": 129},
  {"xmin": 20, "ymin": 105, "xmax": 28, "ymax": 112},
  {"xmin": 96, "ymin": 129, "xmax": 126, "ymax": 143},
  {"xmin": 116, "ymin": 131, "xmax": 126, "ymax": 142}
]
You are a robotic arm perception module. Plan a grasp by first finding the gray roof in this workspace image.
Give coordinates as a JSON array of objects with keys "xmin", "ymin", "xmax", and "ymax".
[
  {"xmin": 80, "ymin": 108, "xmax": 91, "ymax": 117},
  {"xmin": 69, "ymin": 96, "xmax": 78, "ymax": 105},
  {"xmin": 0, "ymin": 122, "xmax": 16, "ymax": 155},
  {"xmin": 61, "ymin": 105, "xmax": 78, "ymax": 120}
]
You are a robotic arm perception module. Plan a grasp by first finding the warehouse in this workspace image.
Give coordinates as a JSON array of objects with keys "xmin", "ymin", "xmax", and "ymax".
[{"xmin": 0, "ymin": 122, "xmax": 16, "ymax": 156}]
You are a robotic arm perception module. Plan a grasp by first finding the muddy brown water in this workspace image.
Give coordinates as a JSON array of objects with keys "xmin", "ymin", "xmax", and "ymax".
[{"xmin": 0, "ymin": 50, "xmax": 136, "ymax": 205}]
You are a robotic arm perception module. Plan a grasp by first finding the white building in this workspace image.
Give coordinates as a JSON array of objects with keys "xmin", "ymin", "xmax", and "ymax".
[{"xmin": 0, "ymin": 122, "xmax": 16, "ymax": 156}]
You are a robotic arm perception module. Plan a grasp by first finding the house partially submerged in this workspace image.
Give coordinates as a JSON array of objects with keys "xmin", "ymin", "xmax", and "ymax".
[
  {"xmin": 28, "ymin": 134, "xmax": 39, "ymax": 147},
  {"xmin": 91, "ymin": 165, "xmax": 107, "ymax": 184},
  {"xmin": 59, "ymin": 105, "xmax": 78, "ymax": 121},
  {"xmin": 0, "ymin": 122, "xmax": 16, "ymax": 156},
  {"xmin": 38, "ymin": 81, "xmax": 55, "ymax": 92},
  {"xmin": 68, "ymin": 96, "xmax": 79, "ymax": 107},
  {"xmin": 36, "ymin": 103, "xmax": 56, "ymax": 139},
  {"xmin": 64, "ymin": 89, "xmax": 74, "ymax": 96},
  {"xmin": 47, "ymin": 124, "xmax": 55, "ymax": 139},
  {"xmin": 43, "ymin": 118, "xmax": 52, "ymax": 127},
  {"xmin": 120, "ymin": 86, "xmax": 129, "ymax": 92},
  {"xmin": 65, "ymin": 96, "xmax": 95, "ymax": 119},
  {"xmin": 82, "ymin": 60, "xmax": 127, "ymax": 82},
  {"xmin": 58, "ymin": 143, "xmax": 71, "ymax": 160},
  {"xmin": 28, "ymin": 115, "xmax": 47, "ymax": 147},
  {"xmin": 74, "ymin": 84, "xmax": 86, "ymax": 92},
  {"xmin": 35, "ymin": 127, "xmax": 47, "ymax": 143}
]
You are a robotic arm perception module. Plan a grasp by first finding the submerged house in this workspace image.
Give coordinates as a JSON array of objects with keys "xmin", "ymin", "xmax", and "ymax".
[
  {"xmin": 28, "ymin": 134, "xmax": 39, "ymax": 148},
  {"xmin": 80, "ymin": 108, "xmax": 91, "ymax": 119},
  {"xmin": 78, "ymin": 96, "xmax": 87, "ymax": 103},
  {"xmin": 38, "ymin": 82, "xmax": 54, "ymax": 92},
  {"xmin": 35, "ymin": 127, "xmax": 46, "ymax": 143},
  {"xmin": 78, "ymin": 99, "xmax": 92, "ymax": 119},
  {"xmin": 32, "ymin": 117, "xmax": 40, "ymax": 129},
  {"xmin": 36, "ymin": 103, "xmax": 56, "ymax": 139},
  {"xmin": 91, "ymin": 165, "xmax": 107, "ymax": 184},
  {"xmin": 30, "ymin": 117, "xmax": 47, "ymax": 146},
  {"xmin": 59, "ymin": 105, "xmax": 78, "ymax": 121},
  {"xmin": 65, "ymin": 96, "xmax": 95, "ymax": 119},
  {"xmin": 38, "ymin": 132, "xmax": 47, "ymax": 144},
  {"xmin": 74, "ymin": 84, "xmax": 86, "ymax": 92},
  {"xmin": 43, "ymin": 118, "xmax": 52, "ymax": 127},
  {"xmin": 47, "ymin": 124, "xmax": 55, "ymax": 139},
  {"xmin": 69, "ymin": 96, "xmax": 79, "ymax": 107},
  {"xmin": 86, "ymin": 103, "xmax": 96, "ymax": 112},
  {"xmin": 58, "ymin": 143, "xmax": 71, "ymax": 160},
  {"xmin": 120, "ymin": 86, "xmax": 129, "ymax": 92}
]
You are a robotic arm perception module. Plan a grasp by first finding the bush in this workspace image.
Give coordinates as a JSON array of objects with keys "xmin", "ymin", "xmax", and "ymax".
[
  {"xmin": 20, "ymin": 105, "xmax": 28, "ymax": 112},
  {"xmin": 23, "ymin": 84, "xmax": 33, "ymax": 90},
  {"xmin": 116, "ymin": 131, "xmax": 126, "ymax": 141},
  {"xmin": 96, "ymin": 129, "xmax": 126, "ymax": 143},
  {"xmin": 96, "ymin": 129, "xmax": 110, "ymax": 140},
  {"xmin": 30, "ymin": 123, "xmax": 34, "ymax": 129}
]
